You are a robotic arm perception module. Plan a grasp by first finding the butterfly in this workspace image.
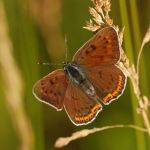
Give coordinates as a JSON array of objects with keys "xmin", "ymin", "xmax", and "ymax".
[{"xmin": 33, "ymin": 26, "xmax": 127, "ymax": 126}]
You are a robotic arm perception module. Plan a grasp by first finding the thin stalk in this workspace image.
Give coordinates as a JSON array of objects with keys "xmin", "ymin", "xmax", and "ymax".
[
  {"xmin": 118, "ymin": 0, "xmax": 147, "ymax": 150},
  {"xmin": 129, "ymin": 0, "xmax": 150, "ymax": 137}
]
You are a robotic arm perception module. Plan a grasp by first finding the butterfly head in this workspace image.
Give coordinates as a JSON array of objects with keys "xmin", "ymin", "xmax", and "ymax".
[{"xmin": 63, "ymin": 61, "xmax": 70, "ymax": 73}]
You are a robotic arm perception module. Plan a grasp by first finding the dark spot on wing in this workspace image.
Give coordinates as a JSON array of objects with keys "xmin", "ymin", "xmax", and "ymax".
[
  {"xmin": 104, "ymin": 50, "xmax": 108, "ymax": 54},
  {"xmin": 90, "ymin": 44, "xmax": 96, "ymax": 50},
  {"xmin": 100, "ymin": 56, "xmax": 104, "ymax": 60},
  {"xmin": 85, "ymin": 50, "xmax": 89, "ymax": 54},
  {"xmin": 106, "ymin": 40, "xmax": 109, "ymax": 43},
  {"xmin": 110, "ymin": 55, "xmax": 116, "ymax": 59},
  {"xmin": 81, "ymin": 56, "xmax": 84, "ymax": 59},
  {"xmin": 50, "ymin": 79, "xmax": 54, "ymax": 85},
  {"xmin": 110, "ymin": 74, "xmax": 114, "ymax": 81},
  {"xmin": 90, "ymin": 104, "xmax": 94, "ymax": 109},
  {"xmin": 45, "ymin": 90, "xmax": 48, "ymax": 94},
  {"xmin": 98, "ymin": 71, "xmax": 102, "ymax": 78},
  {"xmin": 103, "ymin": 46, "xmax": 107, "ymax": 49},
  {"xmin": 103, "ymin": 37, "xmax": 107, "ymax": 41}
]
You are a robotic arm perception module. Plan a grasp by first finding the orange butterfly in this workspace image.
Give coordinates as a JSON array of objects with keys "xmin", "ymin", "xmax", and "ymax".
[{"xmin": 33, "ymin": 26, "xmax": 127, "ymax": 126}]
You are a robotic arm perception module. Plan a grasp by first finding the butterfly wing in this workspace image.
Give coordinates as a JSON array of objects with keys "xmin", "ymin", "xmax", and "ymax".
[
  {"xmin": 73, "ymin": 26, "xmax": 126, "ymax": 104},
  {"xmin": 64, "ymin": 83, "xmax": 102, "ymax": 126},
  {"xmin": 85, "ymin": 65, "xmax": 126, "ymax": 104},
  {"xmin": 33, "ymin": 69, "xmax": 68, "ymax": 111},
  {"xmin": 73, "ymin": 26, "xmax": 120, "ymax": 67}
]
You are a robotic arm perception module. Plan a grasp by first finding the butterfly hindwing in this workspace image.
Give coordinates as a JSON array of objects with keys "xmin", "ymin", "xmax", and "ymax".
[
  {"xmin": 85, "ymin": 65, "xmax": 126, "ymax": 104},
  {"xmin": 73, "ymin": 26, "xmax": 120, "ymax": 67},
  {"xmin": 64, "ymin": 83, "xmax": 102, "ymax": 125},
  {"xmin": 33, "ymin": 69, "xmax": 68, "ymax": 110}
]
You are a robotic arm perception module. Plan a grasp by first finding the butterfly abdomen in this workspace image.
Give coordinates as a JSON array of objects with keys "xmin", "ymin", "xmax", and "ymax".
[{"xmin": 79, "ymin": 80, "xmax": 98, "ymax": 99}]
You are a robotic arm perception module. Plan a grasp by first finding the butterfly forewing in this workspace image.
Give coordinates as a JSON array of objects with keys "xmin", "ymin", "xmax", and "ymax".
[
  {"xmin": 73, "ymin": 27, "xmax": 120, "ymax": 67},
  {"xmin": 64, "ymin": 83, "xmax": 102, "ymax": 125},
  {"xmin": 85, "ymin": 65, "xmax": 126, "ymax": 104},
  {"xmin": 33, "ymin": 69, "xmax": 68, "ymax": 110}
]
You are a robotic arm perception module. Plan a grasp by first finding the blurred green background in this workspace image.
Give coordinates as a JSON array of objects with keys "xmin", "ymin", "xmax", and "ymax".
[{"xmin": 0, "ymin": 0, "xmax": 150, "ymax": 150}]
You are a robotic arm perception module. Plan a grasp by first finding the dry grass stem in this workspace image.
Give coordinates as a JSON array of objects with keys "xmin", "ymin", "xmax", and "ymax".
[
  {"xmin": 137, "ymin": 24, "xmax": 150, "ymax": 76},
  {"xmin": 119, "ymin": 55, "xmax": 150, "ymax": 135},
  {"xmin": 118, "ymin": 26, "xmax": 150, "ymax": 135},
  {"xmin": 83, "ymin": 0, "xmax": 112, "ymax": 31},
  {"xmin": 54, "ymin": 124, "xmax": 147, "ymax": 148},
  {"xmin": 0, "ymin": 1, "xmax": 34, "ymax": 150}
]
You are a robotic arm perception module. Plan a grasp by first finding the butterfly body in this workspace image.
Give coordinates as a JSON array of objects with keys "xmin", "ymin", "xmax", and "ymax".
[
  {"xmin": 64, "ymin": 62, "xmax": 85, "ymax": 85},
  {"xmin": 33, "ymin": 26, "xmax": 127, "ymax": 126},
  {"xmin": 64, "ymin": 62, "xmax": 97, "ymax": 99}
]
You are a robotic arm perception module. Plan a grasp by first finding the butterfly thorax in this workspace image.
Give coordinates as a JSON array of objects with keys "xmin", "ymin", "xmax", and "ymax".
[
  {"xmin": 64, "ymin": 63, "xmax": 85, "ymax": 84},
  {"xmin": 64, "ymin": 63, "xmax": 97, "ymax": 98}
]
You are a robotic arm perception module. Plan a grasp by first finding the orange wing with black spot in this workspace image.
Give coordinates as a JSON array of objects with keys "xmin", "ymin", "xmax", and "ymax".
[
  {"xmin": 33, "ymin": 69, "xmax": 68, "ymax": 111},
  {"xmin": 85, "ymin": 65, "xmax": 126, "ymax": 104},
  {"xmin": 64, "ymin": 83, "xmax": 102, "ymax": 125},
  {"xmin": 73, "ymin": 26, "xmax": 126, "ymax": 104},
  {"xmin": 73, "ymin": 26, "xmax": 120, "ymax": 67}
]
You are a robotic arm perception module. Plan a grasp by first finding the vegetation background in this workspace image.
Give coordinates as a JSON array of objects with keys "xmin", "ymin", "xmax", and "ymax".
[{"xmin": 0, "ymin": 0, "xmax": 150, "ymax": 150}]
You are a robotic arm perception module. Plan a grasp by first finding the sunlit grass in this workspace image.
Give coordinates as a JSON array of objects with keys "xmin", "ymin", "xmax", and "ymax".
[{"xmin": 118, "ymin": 0, "xmax": 148, "ymax": 150}]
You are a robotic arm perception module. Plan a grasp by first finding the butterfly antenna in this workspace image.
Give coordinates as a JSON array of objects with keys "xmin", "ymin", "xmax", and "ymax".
[
  {"xmin": 38, "ymin": 62, "xmax": 62, "ymax": 66},
  {"xmin": 65, "ymin": 34, "xmax": 68, "ymax": 62}
]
